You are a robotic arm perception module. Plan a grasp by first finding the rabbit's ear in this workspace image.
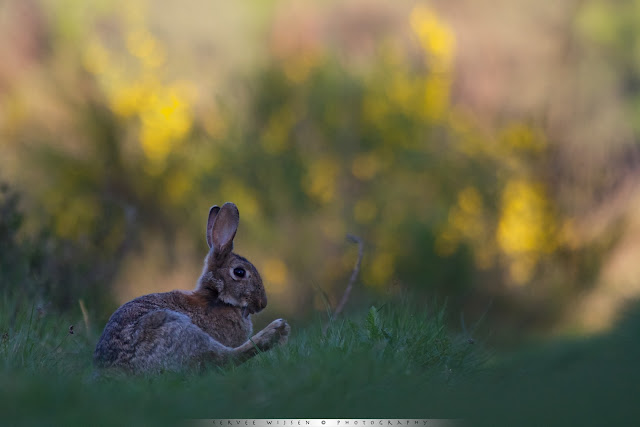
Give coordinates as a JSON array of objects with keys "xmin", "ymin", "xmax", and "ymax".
[
  {"xmin": 206, "ymin": 205, "xmax": 221, "ymax": 249},
  {"xmin": 211, "ymin": 202, "xmax": 239, "ymax": 260}
]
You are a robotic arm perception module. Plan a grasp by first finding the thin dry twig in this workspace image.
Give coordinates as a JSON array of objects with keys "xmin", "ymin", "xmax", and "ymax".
[
  {"xmin": 79, "ymin": 299, "xmax": 90, "ymax": 335},
  {"xmin": 334, "ymin": 234, "xmax": 364, "ymax": 317},
  {"xmin": 323, "ymin": 234, "xmax": 364, "ymax": 335}
]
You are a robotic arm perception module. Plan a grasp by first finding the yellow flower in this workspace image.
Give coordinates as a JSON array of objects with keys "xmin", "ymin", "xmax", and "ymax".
[
  {"xmin": 304, "ymin": 157, "xmax": 339, "ymax": 204},
  {"xmin": 410, "ymin": 5, "xmax": 456, "ymax": 72},
  {"xmin": 497, "ymin": 179, "xmax": 558, "ymax": 284}
]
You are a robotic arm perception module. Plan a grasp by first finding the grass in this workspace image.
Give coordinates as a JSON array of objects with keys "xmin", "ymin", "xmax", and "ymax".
[
  {"xmin": 1, "ymin": 297, "xmax": 478, "ymax": 424},
  {"xmin": 1, "ymin": 291, "xmax": 640, "ymax": 426}
]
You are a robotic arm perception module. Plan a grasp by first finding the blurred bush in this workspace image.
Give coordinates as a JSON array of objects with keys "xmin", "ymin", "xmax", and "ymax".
[
  {"xmin": 0, "ymin": 183, "xmax": 121, "ymax": 318},
  {"xmin": 1, "ymin": 0, "xmax": 638, "ymax": 336}
]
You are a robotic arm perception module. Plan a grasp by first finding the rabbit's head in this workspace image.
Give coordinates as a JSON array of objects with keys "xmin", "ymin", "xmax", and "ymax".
[{"xmin": 196, "ymin": 202, "xmax": 267, "ymax": 318}]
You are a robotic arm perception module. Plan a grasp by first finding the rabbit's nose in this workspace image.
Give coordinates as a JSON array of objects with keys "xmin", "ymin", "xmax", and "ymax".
[{"xmin": 258, "ymin": 295, "xmax": 267, "ymax": 310}]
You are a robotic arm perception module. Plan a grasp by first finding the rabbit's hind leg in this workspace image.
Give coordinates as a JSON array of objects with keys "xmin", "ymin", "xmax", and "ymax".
[{"xmin": 131, "ymin": 309, "xmax": 233, "ymax": 372}]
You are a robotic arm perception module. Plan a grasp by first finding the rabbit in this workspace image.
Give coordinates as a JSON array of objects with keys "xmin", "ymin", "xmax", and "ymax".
[{"xmin": 93, "ymin": 202, "xmax": 290, "ymax": 373}]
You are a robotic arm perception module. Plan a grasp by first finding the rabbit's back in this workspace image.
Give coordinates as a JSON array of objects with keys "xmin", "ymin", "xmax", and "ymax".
[{"xmin": 93, "ymin": 291, "xmax": 251, "ymax": 372}]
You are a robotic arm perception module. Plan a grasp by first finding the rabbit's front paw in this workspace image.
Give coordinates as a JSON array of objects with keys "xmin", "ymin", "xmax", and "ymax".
[
  {"xmin": 254, "ymin": 318, "xmax": 290, "ymax": 349},
  {"xmin": 267, "ymin": 318, "xmax": 290, "ymax": 345}
]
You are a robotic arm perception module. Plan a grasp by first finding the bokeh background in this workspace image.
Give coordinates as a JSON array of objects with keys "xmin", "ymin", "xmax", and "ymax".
[{"xmin": 2, "ymin": 0, "xmax": 640, "ymax": 342}]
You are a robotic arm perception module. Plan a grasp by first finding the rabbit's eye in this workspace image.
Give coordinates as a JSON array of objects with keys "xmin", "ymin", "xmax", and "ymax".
[{"xmin": 233, "ymin": 267, "xmax": 246, "ymax": 278}]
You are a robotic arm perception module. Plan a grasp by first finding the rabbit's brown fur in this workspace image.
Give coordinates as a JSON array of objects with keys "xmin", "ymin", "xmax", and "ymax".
[{"xmin": 94, "ymin": 202, "xmax": 290, "ymax": 373}]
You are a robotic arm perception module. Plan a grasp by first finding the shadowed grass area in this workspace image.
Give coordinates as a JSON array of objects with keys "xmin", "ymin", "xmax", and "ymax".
[
  {"xmin": 462, "ymin": 304, "xmax": 640, "ymax": 426},
  {"xmin": 1, "ymin": 294, "xmax": 639, "ymax": 426}
]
